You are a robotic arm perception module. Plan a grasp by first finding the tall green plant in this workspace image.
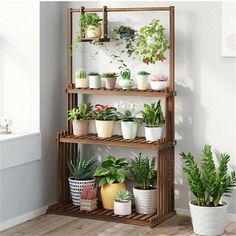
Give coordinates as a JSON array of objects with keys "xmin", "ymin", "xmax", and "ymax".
[{"xmin": 181, "ymin": 144, "xmax": 236, "ymax": 206}]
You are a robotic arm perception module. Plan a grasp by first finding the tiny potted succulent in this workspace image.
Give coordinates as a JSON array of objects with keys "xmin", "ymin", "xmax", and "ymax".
[
  {"xmin": 136, "ymin": 71, "xmax": 150, "ymax": 91},
  {"xmin": 118, "ymin": 70, "xmax": 134, "ymax": 90},
  {"xmin": 88, "ymin": 72, "xmax": 101, "ymax": 89},
  {"xmin": 75, "ymin": 68, "xmax": 88, "ymax": 88},
  {"xmin": 80, "ymin": 186, "xmax": 98, "ymax": 211},
  {"xmin": 80, "ymin": 13, "xmax": 102, "ymax": 39},
  {"xmin": 102, "ymin": 72, "xmax": 118, "ymax": 89},
  {"xmin": 150, "ymin": 75, "xmax": 169, "ymax": 91},
  {"xmin": 114, "ymin": 189, "xmax": 132, "ymax": 216},
  {"xmin": 94, "ymin": 155, "xmax": 130, "ymax": 210},
  {"xmin": 68, "ymin": 102, "xmax": 93, "ymax": 136},
  {"xmin": 131, "ymin": 153, "xmax": 156, "ymax": 214},
  {"xmin": 181, "ymin": 145, "xmax": 236, "ymax": 236},
  {"xmin": 67, "ymin": 151, "xmax": 97, "ymax": 206},
  {"xmin": 94, "ymin": 104, "xmax": 117, "ymax": 138},
  {"xmin": 142, "ymin": 100, "xmax": 165, "ymax": 142},
  {"xmin": 115, "ymin": 101, "xmax": 140, "ymax": 140}
]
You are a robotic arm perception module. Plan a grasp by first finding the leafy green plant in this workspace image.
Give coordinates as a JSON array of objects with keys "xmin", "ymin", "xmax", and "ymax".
[
  {"xmin": 67, "ymin": 151, "xmax": 97, "ymax": 180},
  {"xmin": 75, "ymin": 68, "xmax": 86, "ymax": 79},
  {"xmin": 141, "ymin": 100, "xmax": 165, "ymax": 127},
  {"xmin": 114, "ymin": 189, "xmax": 132, "ymax": 202},
  {"xmin": 136, "ymin": 19, "xmax": 169, "ymax": 64},
  {"xmin": 102, "ymin": 72, "xmax": 118, "ymax": 78},
  {"xmin": 120, "ymin": 70, "xmax": 131, "ymax": 80},
  {"xmin": 88, "ymin": 72, "xmax": 100, "ymax": 76},
  {"xmin": 68, "ymin": 102, "xmax": 94, "ymax": 120},
  {"xmin": 94, "ymin": 104, "xmax": 117, "ymax": 121},
  {"xmin": 114, "ymin": 26, "xmax": 136, "ymax": 40},
  {"xmin": 138, "ymin": 71, "xmax": 150, "ymax": 76},
  {"xmin": 94, "ymin": 156, "xmax": 130, "ymax": 187},
  {"xmin": 131, "ymin": 153, "xmax": 156, "ymax": 190},
  {"xmin": 181, "ymin": 144, "xmax": 236, "ymax": 207}
]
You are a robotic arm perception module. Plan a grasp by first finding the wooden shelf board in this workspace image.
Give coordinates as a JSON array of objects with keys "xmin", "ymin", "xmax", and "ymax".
[
  {"xmin": 47, "ymin": 202, "xmax": 176, "ymax": 228},
  {"xmin": 79, "ymin": 37, "xmax": 110, "ymax": 42},
  {"xmin": 58, "ymin": 133, "xmax": 176, "ymax": 150}
]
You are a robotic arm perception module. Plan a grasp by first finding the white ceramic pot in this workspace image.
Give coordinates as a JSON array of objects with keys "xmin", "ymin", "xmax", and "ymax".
[
  {"xmin": 89, "ymin": 75, "xmax": 101, "ymax": 89},
  {"xmin": 114, "ymin": 201, "xmax": 132, "ymax": 216},
  {"xmin": 86, "ymin": 25, "xmax": 102, "ymax": 38},
  {"xmin": 133, "ymin": 187, "xmax": 157, "ymax": 214},
  {"xmin": 72, "ymin": 120, "xmax": 89, "ymax": 136},
  {"xmin": 75, "ymin": 78, "xmax": 88, "ymax": 88},
  {"xmin": 121, "ymin": 121, "xmax": 138, "ymax": 140},
  {"xmin": 189, "ymin": 201, "xmax": 228, "ymax": 236},
  {"xmin": 144, "ymin": 126, "xmax": 163, "ymax": 142},
  {"xmin": 137, "ymin": 75, "xmax": 148, "ymax": 90},
  {"xmin": 95, "ymin": 120, "xmax": 114, "ymax": 138},
  {"xmin": 150, "ymin": 79, "xmax": 170, "ymax": 90},
  {"xmin": 68, "ymin": 177, "xmax": 96, "ymax": 206},
  {"xmin": 118, "ymin": 79, "xmax": 134, "ymax": 90}
]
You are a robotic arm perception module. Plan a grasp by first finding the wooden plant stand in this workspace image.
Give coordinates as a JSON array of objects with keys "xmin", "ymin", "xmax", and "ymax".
[{"xmin": 47, "ymin": 6, "xmax": 176, "ymax": 228}]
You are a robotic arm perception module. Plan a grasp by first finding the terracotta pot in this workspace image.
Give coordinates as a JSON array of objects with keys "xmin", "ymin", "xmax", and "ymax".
[
  {"xmin": 104, "ymin": 77, "xmax": 117, "ymax": 89},
  {"xmin": 95, "ymin": 120, "xmax": 114, "ymax": 138},
  {"xmin": 72, "ymin": 120, "xmax": 89, "ymax": 136}
]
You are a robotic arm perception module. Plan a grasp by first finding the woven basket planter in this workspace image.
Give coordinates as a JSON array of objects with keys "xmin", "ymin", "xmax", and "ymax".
[
  {"xmin": 68, "ymin": 177, "xmax": 96, "ymax": 206},
  {"xmin": 80, "ymin": 198, "xmax": 98, "ymax": 211}
]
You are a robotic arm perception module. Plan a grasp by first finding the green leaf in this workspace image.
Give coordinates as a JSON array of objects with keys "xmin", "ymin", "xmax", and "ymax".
[{"xmin": 99, "ymin": 178, "xmax": 107, "ymax": 187}]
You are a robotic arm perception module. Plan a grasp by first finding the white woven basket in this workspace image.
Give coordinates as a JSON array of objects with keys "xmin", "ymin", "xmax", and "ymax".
[{"xmin": 68, "ymin": 177, "xmax": 96, "ymax": 206}]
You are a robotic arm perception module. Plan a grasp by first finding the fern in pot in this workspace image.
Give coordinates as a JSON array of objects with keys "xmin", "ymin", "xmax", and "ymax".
[
  {"xmin": 142, "ymin": 100, "xmax": 165, "ymax": 141},
  {"xmin": 67, "ymin": 151, "xmax": 97, "ymax": 206},
  {"xmin": 114, "ymin": 189, "xmax": 132, "ymax": 216},
  {"xmin": 181, "ymin": 144, "xmax": 236, "ymax": 236}
]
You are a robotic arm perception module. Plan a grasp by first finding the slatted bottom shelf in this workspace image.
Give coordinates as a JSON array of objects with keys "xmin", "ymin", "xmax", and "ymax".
[{"xmin": 47, "ymin": 202, "xmax": 176, "ymax": 228}]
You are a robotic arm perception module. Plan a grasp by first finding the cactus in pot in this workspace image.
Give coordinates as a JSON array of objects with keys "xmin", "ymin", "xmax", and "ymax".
[{"xmin": 75, "ymin": 68, "xmax": 88, "ymax": 88}]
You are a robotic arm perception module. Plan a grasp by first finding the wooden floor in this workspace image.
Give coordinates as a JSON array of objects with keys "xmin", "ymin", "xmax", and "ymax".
[{"xmin": 2, "ymin": 214, "xmax": 236, "ymax": 236}]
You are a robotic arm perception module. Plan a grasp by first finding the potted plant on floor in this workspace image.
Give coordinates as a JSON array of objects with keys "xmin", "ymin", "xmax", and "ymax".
[
  {"xmin": 115, "ymin": 101, "xmax": 140, "ymax": 140},
  {"xmin": 94, "ymin": 104, "xmax": 117, "ymax": 138},
  {"xmin": 88, "ymin": 72, "xmax": 101, "ymax": 89},
  {"xmin": 136, "ymin": 71, "xmax": 150, "ymax": 91},
  {"xmin": 131, "ymin": 153, "xmax": 156, "ymax": 214},
  {"xmin": 150, "ymin": 75, "xmax": 169, "ymax": 91},
  {"xmin": 68, "ymin": 102, "xmax": 94, "ymax": 136},
  {"xmin": 94, "ymin": 155, "xmax": 130, "ymax": 210},
  {"xmin": 114, "ymin": 189, "xmax": 132, "ymax": 216},
  {"xmin": 118, "ymin": 70, "xmax": 134, "ymax": 90},
  {"xmin": 102, "ymin": 72, "xmax": 118, "ymax": 89},
  {"xmin": 142, "ymin": 100, "xmax": 165, "ymax": 142},
  {"xmin": 181, "ymin": 144, "xmax": 236, "ymax": 236},
  {"xmin": 75, "ymin": 68, "xmax": 88, "ymax": 88},
  {"xmin": 67, "ymin": 151, "xmax": 97, "ymax": 206},
  {"xmin": 80, "ymin": 13, "xmax": 102, "ymax": 39},
  {"xmin": 80, "ymin": 186, "xmax": 98, "ymax": 211}
]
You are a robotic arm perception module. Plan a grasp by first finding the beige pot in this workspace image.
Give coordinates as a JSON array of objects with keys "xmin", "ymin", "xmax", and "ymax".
[
  {"xmin": 72, "ymin": 120, "xmax": 89, "ymax": 136},
  {"xmin": 104, "ymin": 77, "xmax": 117, "ymax": 89},
  {"xmin": 86, "ymin": 25, "xmax": 102, "ymax": 38},
  {"xmin": 95, "ymin": 120, "xmax": 114, "ymax": 138},
  {"xmin": 75, "ymin": 78, "xmax": 88, "ymax": 88}
]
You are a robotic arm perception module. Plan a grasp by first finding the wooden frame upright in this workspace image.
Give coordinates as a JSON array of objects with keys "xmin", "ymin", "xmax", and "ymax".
[{"xmin": 48, "ymin": 6, "xmax": 176, "ymax": 228}]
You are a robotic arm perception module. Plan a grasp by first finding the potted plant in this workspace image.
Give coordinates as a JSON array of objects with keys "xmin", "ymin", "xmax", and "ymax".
[
  {"xmin": 94, "ymin": 104, "xmax": 117, "ymax": 138},
  {"xmin": 131, "ymin": 153, "xmax": 156, "ymax": 214},
  {"xmin": 136, "ymin": 71, "xmax": 150, "ymax": 91},
  {"xmin": 150, "ymin": 75, "xmax": 169, "ymax": 91},
  {"xmin": 80, "ymin": 13, "xmax": 102, "ymax": 39},
  {"xmin": 94, "ymin": 155, "xmax": 130, "ymax": 210},
  {"xmin": 142, "ymin": 100, "xmax": 164, "ymax": 142},
  {"xmin": 114, "ymin": 25, "xmax": 136, "ymax": 40},
  {"xmin": 68, "ymin": 102, "xmax": 93, "ymax": 136},
  {"xmin": 118, "ymin": 70, "xmax": 134, "ymax": 90},
  {"xmin": 67, "ymin": 151, "xmax": 97, "ymax": 206},
  {"xmin": 102, "ymin": 72, "xmax": 118, "ymax": 89},
  {"xmin": 181, "ymin": 144, "xmax": 236, "ymax": 236},
  {"xmin": 0, "ymin": 118, "xmax": 12, "ymax": 134},
  {"xmin": 114, "ymin": 189, "xmax": 132, "ymax": 216},
  {"xmin": 88, "ymin": 72, "xmax": 101, "ymax": 89},
  {"xmin": 115, "ymin": 101, "xmax": 140, "ymax": 140},
  {"xmin": 80, "ymin": 186, "xmax": 98, "ymax": 211},
  {"xmin": 75, "ymin": 68, "xmax": 88, "ymax": 88},
  {"xmin": 136, "ymin": 19, "xmax": 169, "ymax": 64}
]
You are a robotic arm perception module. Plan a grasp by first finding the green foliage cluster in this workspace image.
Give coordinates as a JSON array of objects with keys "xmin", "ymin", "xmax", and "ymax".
[
  {"xmin": 116, "ymin": 110, "xmax": 139, "ymax": 122},
  {"xmin": 181, "ymin": 144, "xmax": 236, "ymax": 206},
  {"xmin": 94, "ymin": 104, "xmax": 117, "ymax": 121},
  {"xmin": 120, "ymin": 70, "xmax": 131, "ymax": 80},
  {"xmin": 138, "ymin": 71, "xmax": 150, "ymax": 75},
  {"xmin": 102, "ymin": 72, "xmax": 118, "ymax": 78},
  {"xmin": 114, "ymin": 189, "xmax": 132, "ymax": 202},
  {"xmin": 114, "ymin": 26, "xmax": 136, "ymax": 40},
  {"xmin": 68, "ymin": 102, "xmax": 94, "ymax": 121},
  {"xmin": 75, "ymin": 68, "xmax": 87, "ymax": 79},
  {"xmin": 88, "ymin": 72, "xmax": 100, "ymax": 76}
]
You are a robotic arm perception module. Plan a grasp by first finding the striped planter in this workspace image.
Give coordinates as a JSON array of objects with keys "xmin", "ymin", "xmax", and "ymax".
[{"xmin": 68, "ymin": 177, "xmax": 96, "ymax": 206}]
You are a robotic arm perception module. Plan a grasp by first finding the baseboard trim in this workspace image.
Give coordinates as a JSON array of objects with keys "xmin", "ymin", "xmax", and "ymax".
[
  {"xmin": 0, "ymin": 205, "xmax": 48, "ymax": 232},
  {"xmin": 176, "ymin": 208, "xmax": 236, "ymax": 221}
]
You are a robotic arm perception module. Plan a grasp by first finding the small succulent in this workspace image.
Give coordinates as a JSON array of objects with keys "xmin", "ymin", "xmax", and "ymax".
[
  {"xmin": 88, "ymin": 72, "xmax": 100, "ymax": 76},
  {"xmin": 102, "ymin": 72, "xmax": 118, "ymax": 78},
  {"xmin": 75, "ymin": 68, "xmax": 87, "ymax": 79},
  {"xmin": 120, "ymin": 70, "xmax": 131, "ymax": 80},
  {"xmin": 138, "ymin": 71, "xmax": 150, "ymax": 76},
  {"xmin": 114, "ymin": 189, "xmax": 132, "ymax": 202},
  {"xmin": 80, "ymin": 186, "xmax": 97, "ymax": 200}
]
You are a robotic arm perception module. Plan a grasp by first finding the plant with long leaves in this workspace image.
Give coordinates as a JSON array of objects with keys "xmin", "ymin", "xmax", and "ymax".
[
  {"xmin": 181, "ymin": 144, "xmax": 236, "ymax": 206},
  {"xmin": 94, "ymin": 104, "xmax": 117, "ymax": 121},
  {"xmin": 68, "ymin": 102, "xmax": 94, "ymax": 120}
]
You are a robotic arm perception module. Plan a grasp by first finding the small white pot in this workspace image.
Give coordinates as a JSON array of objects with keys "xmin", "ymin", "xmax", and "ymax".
[
  {"xmin": 150, "ymin": 79, "xmax": 170, "ymax": 90},
  {"xmin": 121, "ymin": 121, "xmax": 138, "ymax": 140},
  {"xmin": 144, "ymin": 126, "xmax": 163, "ymax": 142},
  {"xmin": 86, "ymin": 25, "xmax": 102, "ymax": 38},
  {"xmin": 118, "ymin": 79, "xmax": 134, "ymax": 90},
  {"xmin": 75, "ymin": 78, "xmax": 88, "ymax": 88},
  {"xmin": 95, "ymin": 120, "xmax": 114, "ymax": 138},
  {"xmin": 89, "ymin": 75, "xmax": 101, "ymax": 89},
  {"xmin": 133, "ymin": 187, "xmax": 157, "ymax": 214},
  {"xmin": 137, "ymin": 75, "xmax": 148, "ymax": 90},
  {"xmin": 114, "ymin": 201, "xmax": 132, "ymax": 216},
  {"xmin": 189, "ymin": 200, "xmax": 228, "ymax": 236}
]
